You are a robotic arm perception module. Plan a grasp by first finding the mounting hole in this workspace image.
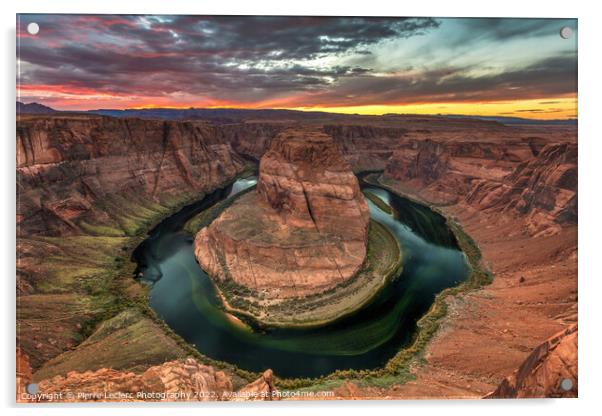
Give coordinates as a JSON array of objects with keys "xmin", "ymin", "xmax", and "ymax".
[
  {"xmin": 560, "ymin": 378, "xmax": 573, "ymax": 391},
  {"xmin": 560, "ymin": 26, "xmax": 572, "ymax": 39},
  {"xmin": 27, "ymin": 22, "xmax": 40, "ymax": 36},
  {"xmin": 26, "ymin": 383, "xmax": 38, "ymax": 394}
]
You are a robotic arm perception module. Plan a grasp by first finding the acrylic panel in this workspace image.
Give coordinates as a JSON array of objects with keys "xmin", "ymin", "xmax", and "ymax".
[{"xmin": 16, "ymin": 14, "xmax": 578, "ymax": 402}]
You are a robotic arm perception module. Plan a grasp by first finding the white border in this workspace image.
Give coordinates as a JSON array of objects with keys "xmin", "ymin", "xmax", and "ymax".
[{"xmin": 2, "ymin": 1, "xmax": 600, "ymax": 415}]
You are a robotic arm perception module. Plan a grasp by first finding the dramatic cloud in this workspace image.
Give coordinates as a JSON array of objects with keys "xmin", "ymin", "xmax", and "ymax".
[
  {"xmin": 16, "ymin": 15, "xmax": 577, "ymax": 118},
  {"xmin": 283, "ymin": 55, "xmax": 577, "ymax": 107},
  {"xmin": 451, "ymin": 18, "xmax": 571, "ymax": 42}
]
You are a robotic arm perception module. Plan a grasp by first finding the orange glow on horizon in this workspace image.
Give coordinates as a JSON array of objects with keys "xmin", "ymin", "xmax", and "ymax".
[
  {"xmin": 289, "ymin": 96, "xmax": 578, "ymax": 120},
  {"xmin": 18, "ymin": 84, "xmax": 577, "ymax": 120}
]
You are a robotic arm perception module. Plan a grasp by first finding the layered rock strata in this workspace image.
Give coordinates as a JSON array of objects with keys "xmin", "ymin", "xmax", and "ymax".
[
  {"xmin": 16, "ymin": 349, "xmax": 277, "ymax": 403},
  {"xmin": 16, "ymin": 114, "xmax": 248, "ymax": 371},
  {"xmin": 195, "ymin": 128, "xmax": 370, "ymax": 300},
  {"xmin": 486, "ymin": 324, "xmax": 578, "ymax": 398},
  {"xmin": 383, "ymin": 139, "xmax": 576, "ymax": 235},
  {"xmin": 466, "ymin": 143, "xmax": 577, "ymax": 234},
  {"xmin": 17, "ymin": 114, "xmax": 247, "ymax": 237}
]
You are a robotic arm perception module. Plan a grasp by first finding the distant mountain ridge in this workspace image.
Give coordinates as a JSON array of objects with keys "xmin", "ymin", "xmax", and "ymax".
[
  {"xmin": 88, "ymin": 107, "xmax": 351, "ymax": 123},
  {"xmin": 15, "ymin": 102, "xmax": 576, "ymax": 125},
  {"xmin": 442, "ymin": 114, "xmax": 577, "ymax": 126},
  {"xmin": 17, "ymin": 101, "xmax": 57, "ymax": 114}
]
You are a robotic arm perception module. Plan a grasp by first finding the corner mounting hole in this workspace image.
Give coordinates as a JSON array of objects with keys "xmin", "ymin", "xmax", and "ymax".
[
  {"xmin": 560, "ymin": 26, "xmax": 572, "ymax": 39},
  {"xmin": 560, "ymin": 378, "xmax": 573, "ymax": 391},
  {"xmin": 27, "ymin": 22, "xmax": 40, "ymax": 36},
  {"xmin": 26, "ymin": 383, "xmax": 38, "ymax": 394}
]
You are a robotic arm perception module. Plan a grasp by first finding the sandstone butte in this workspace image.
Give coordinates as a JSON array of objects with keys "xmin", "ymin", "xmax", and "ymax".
[{"xmin": 194, "ymin": 127, "xmax": 373, "ymax": 317}]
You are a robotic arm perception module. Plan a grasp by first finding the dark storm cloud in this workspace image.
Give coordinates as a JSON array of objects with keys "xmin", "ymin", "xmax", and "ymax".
[
  {"xmin": 17, "ymin": 15, "xmax": 576, "ymax": 110},
  {"xmin": 286, "ymin": 55, "xmax": 577, "ymax": 106},
  {"xmin": 99, "ymin": 15, "xmax": 441, "ymax": 60},
  {"xmin": 18, "ymin": 15, "xmax": 440, "ymax": 102},
  {"xmin": 20, "ymin": 42, "xmax": 375, "ymax": 101},
  {"xmin": 446, "ymin": 18, "xmax": 577, "ymax": 46},
  {"xmin": 20, "ymin": 15, "xmax": 440, "ymax": 62}
]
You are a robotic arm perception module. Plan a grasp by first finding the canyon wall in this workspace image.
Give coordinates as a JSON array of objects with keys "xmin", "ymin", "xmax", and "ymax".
[
  {"xmin": 257, "ymin": 128, "xmax": 370, "ymax": 237},
  {"xmin": 372, "ymin": 125, "xmax": 577, "ymax": 399},
  {"xmin": 466, "ymin": 142, "xmax": 577, "ymax": 235},
  {"xmin": 219, "ymin": 123, "xmax": 285, "ymax": 160},
  {"xmin": 17, "ymin": 115, "xmax": 247, "ymax": 237},
  {"xmin": 383, "ymin": 138, "xmax": 576, "ymax": 235},
  {"xmin": 219, "ymin": 122, "xmax": 409, "ymax": 171},
  {"xmin": 324, "ymin": 124, "xmax": 408, "ymax": 171},
  {"xmin": 17, "ymin": 348, "xmax": 277, "ymax": 402},
  {"xmin": 16, "ymin": 114, "xmax": 248, "ymax": 374},
  {"xmin": 486, "ymin": 324, "xmax": 578, "ymax": 398}
]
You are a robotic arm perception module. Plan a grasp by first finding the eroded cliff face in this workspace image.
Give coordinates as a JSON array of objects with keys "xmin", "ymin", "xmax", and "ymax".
[
  {"xmin": 385, "ymin": 139, "xmax": 451, "ymax": 185},
  {"xmin": 383, "ymin": 138, "xmax": 576, "ymax": 235},
  {"xmin": 16, "ymin": 349, "xmax": 277, "ymax": 403},
  {"xmin": 466, "ymin": 143, "xmax": 577, "ymax": 235},
  {"xmin": 195, "ymin": 128, "xmax": 370, "ymax": 300},
  {"xmin": 220, "ymin": 123, "xmax": 285, "ymax": 160},
  {"xmin": 214, "ymin": 123, "xmax": 408, "ymax": 171},
  {"xmin": 17, "ymin": 115, "xmax": 247, "ymax": 237},
  {"xmin": 324, "ymin": 124, "xmax": 408, "ymax": 171},
  {"xmin": 257, "ymin": 129, "xmax": 369, "ymax": 237},
  {"xmin": 383, "ymin": 138, "xmax": 531, "ymax": 205},
  {"xmin": 372, "ymin": 130, "xmax": 577, "ymax": 399},
  {"xmin": 486, "ymin": 324, "xmax": 578, "ymax": 398},
  {"xmin": 16, "ymin": 114, "xmax": 248, "ymax": 374}
]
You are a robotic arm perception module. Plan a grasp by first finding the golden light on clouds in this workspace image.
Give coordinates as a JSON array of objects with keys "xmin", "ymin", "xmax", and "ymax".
[{"xmin": 291, "ymin": 96, "xmax": 577, "ymax": 120}]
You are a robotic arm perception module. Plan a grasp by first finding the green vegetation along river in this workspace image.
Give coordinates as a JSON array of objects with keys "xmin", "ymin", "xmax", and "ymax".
[{"xmin": 132, "ymin": 176, "xmax": 470, "ymax": 378}]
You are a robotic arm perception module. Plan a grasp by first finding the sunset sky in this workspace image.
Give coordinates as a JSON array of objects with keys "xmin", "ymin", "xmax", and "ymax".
[{"xmin": 17, "ymin": 15, "xmax": 577, "ymax": 119}]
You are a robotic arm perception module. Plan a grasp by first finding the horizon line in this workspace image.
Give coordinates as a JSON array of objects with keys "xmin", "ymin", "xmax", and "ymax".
[{"xmin": 17, "ymin": 101, "xmax": 578, "ymax": 122}]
